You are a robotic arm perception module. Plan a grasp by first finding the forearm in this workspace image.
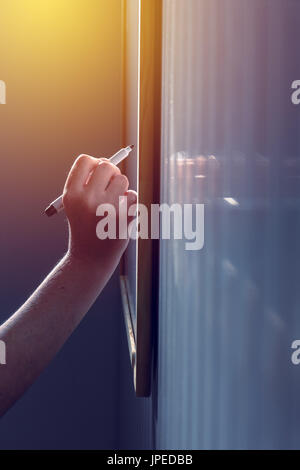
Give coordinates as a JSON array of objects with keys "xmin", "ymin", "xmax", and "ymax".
[{"xmin": 0, "ymin": 252, "xmax": 110, "ymax": 417}]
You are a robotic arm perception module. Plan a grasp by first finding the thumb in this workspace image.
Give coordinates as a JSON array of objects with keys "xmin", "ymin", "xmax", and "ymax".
[{"xmin": 125, "ymin": 189, "xmax": 138, "ymax": 207}]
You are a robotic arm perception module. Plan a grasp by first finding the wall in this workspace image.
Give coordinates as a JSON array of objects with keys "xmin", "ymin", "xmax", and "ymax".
[{"xmin": 0, "ymin": 0, "xmax": 123, "ymax": 449}]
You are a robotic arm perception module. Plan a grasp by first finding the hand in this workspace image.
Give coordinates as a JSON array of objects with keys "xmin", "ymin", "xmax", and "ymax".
[{"xmin": 62, "ymin": 154, "xmax": 137, "ymax": 273}]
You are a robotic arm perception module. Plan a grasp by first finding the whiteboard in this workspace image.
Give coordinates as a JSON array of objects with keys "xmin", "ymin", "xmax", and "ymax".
[{"xmin": 120, "ymin": 0, "xmax": 162, "ymax": 397}]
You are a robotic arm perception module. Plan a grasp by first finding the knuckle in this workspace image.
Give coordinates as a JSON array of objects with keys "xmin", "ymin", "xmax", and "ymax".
[
  {"xmin": 75, "ymin": 154, "xmax": 89, "ymax": 164},
  {"xmin": 74, "ymin": 154, "xmax": 94, "ymax": 167},
  {"xmin": 100, "ymin": 160, "xmax": 114, "ymax": 170},
  {"xmin": 118, "ymin": 174, "xmax": 129, "ymax": 186},
  {"xmin": 100, "ymin": 160, "xmax": 121, "ymax": 173}
]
